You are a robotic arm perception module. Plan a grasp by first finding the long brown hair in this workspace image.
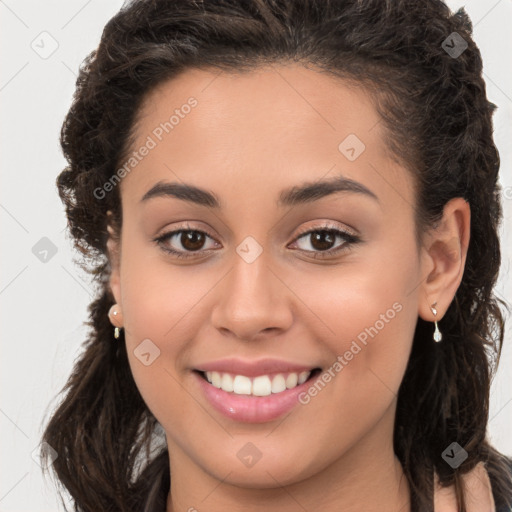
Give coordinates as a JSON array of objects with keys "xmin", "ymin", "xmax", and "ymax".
[{"xmin": 40, "ymin": 1, "xmax": 512, "ymax": 510}]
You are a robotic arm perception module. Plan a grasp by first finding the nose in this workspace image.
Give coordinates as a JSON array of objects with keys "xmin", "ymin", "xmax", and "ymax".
[{"xmin": 210, "ymin": 250, "xmax": 293, "ymax": 342}]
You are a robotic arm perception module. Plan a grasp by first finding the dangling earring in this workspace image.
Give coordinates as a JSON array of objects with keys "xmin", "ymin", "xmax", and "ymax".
[
  {"xmin": 431, "ymin": 301, "xmax": 442, "ymax": 342},
  {"xmin": 109, "ymin": 305, "xmax": 123, "ymax": 340}
]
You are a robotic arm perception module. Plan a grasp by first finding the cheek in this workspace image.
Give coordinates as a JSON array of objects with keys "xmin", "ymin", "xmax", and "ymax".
[
  {"xmin": 116, "ymin": 242, "xmax": 198, "ymax": 412},
  {"xmin": 302, "ymin": 276, "xmax": 416, "ymax": 415},
  {"xmin": 289, "ymin": 264, "xmax": 419, "ymax": 469},
  {"xmin": 118, "ymin": 228, "xmax": 207, "ymax": 344},
  {"xmin": 293, "ymin": 236, "xmax": 420, "ymax": 392}
]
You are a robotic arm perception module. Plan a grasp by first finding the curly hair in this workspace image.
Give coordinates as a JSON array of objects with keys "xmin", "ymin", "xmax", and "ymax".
[{"xmin": 39, "ymin": 0, "xmax": 512, "ymax": 511}]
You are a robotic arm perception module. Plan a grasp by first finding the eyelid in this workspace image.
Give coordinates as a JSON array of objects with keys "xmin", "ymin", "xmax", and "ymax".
[
  {"xmin": 154, "ymin": 222, "xmax": 216, "ymax": 241},
  {"xmin": 292, "ymin": 220, "xmax": 358, "ymax": 240}
]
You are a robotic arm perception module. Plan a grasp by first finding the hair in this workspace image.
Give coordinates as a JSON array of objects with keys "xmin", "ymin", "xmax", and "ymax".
[{"xmin": 39, "ymin": 0, "xmax": 512, "ymax": 511}]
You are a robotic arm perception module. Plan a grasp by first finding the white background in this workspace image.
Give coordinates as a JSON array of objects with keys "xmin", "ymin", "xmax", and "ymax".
[{"xmin": 1, "ymin": 0, "xmax": 511, "ymax": 510}]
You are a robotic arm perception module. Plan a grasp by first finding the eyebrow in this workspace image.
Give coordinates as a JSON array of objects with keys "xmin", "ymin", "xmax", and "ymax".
[{"xmin": 140, "ymin": 175, "xmax": 379, "ymax": 208}]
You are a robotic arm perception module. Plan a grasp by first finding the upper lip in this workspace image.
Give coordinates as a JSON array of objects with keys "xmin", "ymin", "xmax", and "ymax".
[{"xmin": 194, "ymin": 357, "xmax": 320, "ymax": 377}]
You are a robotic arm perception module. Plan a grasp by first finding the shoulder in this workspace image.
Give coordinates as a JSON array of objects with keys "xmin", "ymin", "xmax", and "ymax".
[
  {"xmin": 435, "ymin": 460, "xmax": 511, "ymax": 512},
  {"xmin": 495, "ymin": 455, "xmax": 512, "ymax": 512}
]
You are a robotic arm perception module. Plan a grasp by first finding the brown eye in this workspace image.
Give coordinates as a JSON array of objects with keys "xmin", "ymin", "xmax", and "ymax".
[
  {"xmin": 180, "ymin": 231, "xmax": 206, "ymax": 251},
  {"xmin": 154, "ymin": 228, "xmax": 219, "ymax": 259},
  {"xmin": 307, "ymin": 230, "xmax": 336, "ymax": 251},
  {"xmin": 290, "ymin": 224, "xmax": 361, "ymax": 259}
]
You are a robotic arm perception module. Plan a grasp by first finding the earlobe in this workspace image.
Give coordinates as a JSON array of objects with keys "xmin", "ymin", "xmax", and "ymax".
[{"xmin": 418, "ymin": 198, "xmax": 471, "ymax": 323}]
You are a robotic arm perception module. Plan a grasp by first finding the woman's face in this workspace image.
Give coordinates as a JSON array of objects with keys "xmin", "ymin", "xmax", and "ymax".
[{"xmin": 109, "ymin": 64, "xmax": 435, "ymax": 488}]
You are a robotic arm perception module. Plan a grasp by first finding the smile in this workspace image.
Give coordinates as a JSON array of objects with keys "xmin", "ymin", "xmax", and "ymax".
[
  {"xmin": 201, "ymin": 370, "xmax": 320, "ymax": 396},
  {"xmin": 194, "ymin": 368, "xmax": 323, "ymax": 423}
]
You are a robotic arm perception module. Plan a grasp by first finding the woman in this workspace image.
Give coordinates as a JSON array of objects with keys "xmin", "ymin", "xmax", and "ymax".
[{"xmin": 40, "ymin": 0, "xmax": 512, "ymax": 510}]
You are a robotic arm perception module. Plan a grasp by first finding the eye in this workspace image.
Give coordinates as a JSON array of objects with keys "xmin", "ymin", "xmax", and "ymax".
[
  {"xmin": 289, "ymin": 222, "xmax": 361, "ymax": 259},
  {"xmin": 153, "ymin": 224, "xmax": 219, "ymax": 259}
]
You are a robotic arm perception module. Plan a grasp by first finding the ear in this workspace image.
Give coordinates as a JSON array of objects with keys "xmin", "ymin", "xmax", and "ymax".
[
  {"xmin": 106, "ymin": 210, "xmax": 122, "ymax": 306},
  {"xmin": 418, "ymin": 197, "xmax": 471, "ymax": 322}
]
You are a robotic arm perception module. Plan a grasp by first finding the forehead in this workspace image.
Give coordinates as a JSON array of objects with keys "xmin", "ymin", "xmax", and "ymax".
[{"xmin": 120, "ymin": 63, "xmax": 412, "ymax": 211}]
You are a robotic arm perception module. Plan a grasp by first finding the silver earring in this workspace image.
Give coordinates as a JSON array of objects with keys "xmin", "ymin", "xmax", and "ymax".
[
  {"xmin": 431, "ymin": 302, "xmax": 442, "ymax": 342},
  {"xmin": 114, "ymin": 327, "xmax": 121, "ymax": 339}
]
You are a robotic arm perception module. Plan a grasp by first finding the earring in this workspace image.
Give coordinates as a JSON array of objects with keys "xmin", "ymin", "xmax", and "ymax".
[
  {"xmin": 431, "ymin": 301, "xmax": 442, "ymax": 342},
  {"xmin": 109, "ymin": 304, "xmax": 123, "ymax": 340}
]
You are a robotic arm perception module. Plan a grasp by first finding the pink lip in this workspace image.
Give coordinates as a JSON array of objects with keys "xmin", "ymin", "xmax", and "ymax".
[
  {"xmin": 194, "ymin": 357, "xmax": 318, "ymax": 377},
  {"xmin": 193, "ymin": 370, "xmax": 320, "ymax": 423}
]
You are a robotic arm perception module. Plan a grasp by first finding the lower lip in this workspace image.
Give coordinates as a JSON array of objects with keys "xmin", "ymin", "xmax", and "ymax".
[{"xmin": 194, "ymin": 371, "xmax": 319, "ymax": 423}]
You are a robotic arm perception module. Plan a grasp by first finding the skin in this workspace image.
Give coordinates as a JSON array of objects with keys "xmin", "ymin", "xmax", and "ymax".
[
  {"xmin": 105, "ymin": 63, "xmax": 482, "ymax": 511},
  {"xmin": 434, "ymin": 462, "xmax": 495, "ymax": 511}
]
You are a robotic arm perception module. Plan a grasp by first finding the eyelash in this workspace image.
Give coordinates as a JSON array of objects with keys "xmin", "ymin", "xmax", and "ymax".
[{"xmin": 153, "ymin": 222, "xmax": 361, "ymax": 260}]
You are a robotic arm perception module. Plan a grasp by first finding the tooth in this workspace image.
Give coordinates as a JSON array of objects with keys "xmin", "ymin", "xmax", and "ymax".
[
  {"xmin": 298, "ymin": 371, "xmax": 311, "ymax": 385},
  {"xmin": 205, "ymin": 370, "xmax": 311, "ymax": 394},
  {"xmin": 221, "ymin": 373, "xmax": 234, "ymax": 392},
  {"xmin": 233, "ymin": 375, "xmax": 252, "ymax": 395},
  {"xmin": 252, "ymin": 375, "xmax": 272, "ymax": 396},
  {"xmin": 211, "ymin": 371, "xmax": 222, "ymax": 388},
  {"xmin": 271, "ymin": 374, "xmax": 287, "ymax": 393},
  {"xmin": 285, "ymin": 373, "xmax": 298, "ymax": 389}
]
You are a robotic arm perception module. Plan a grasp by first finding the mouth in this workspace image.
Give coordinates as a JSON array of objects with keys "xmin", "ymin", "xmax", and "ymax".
[{"xmin": 193, "ymin": 367, "xmax": 322, "ymax": 397}]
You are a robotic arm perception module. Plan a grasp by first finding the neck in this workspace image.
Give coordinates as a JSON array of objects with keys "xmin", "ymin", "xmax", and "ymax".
[{"xmin": 166, "ymin": 407, "xmax": 410, "ymax": 512}]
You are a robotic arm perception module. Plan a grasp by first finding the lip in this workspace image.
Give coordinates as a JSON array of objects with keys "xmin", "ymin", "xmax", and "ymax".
[
  {"xmin": 193, "ymin": 369, "xmax": 321, "ymax": 423},
  {"xmin": 194, "ymin": 357, "xmax": 318, "ymax": 378}
]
